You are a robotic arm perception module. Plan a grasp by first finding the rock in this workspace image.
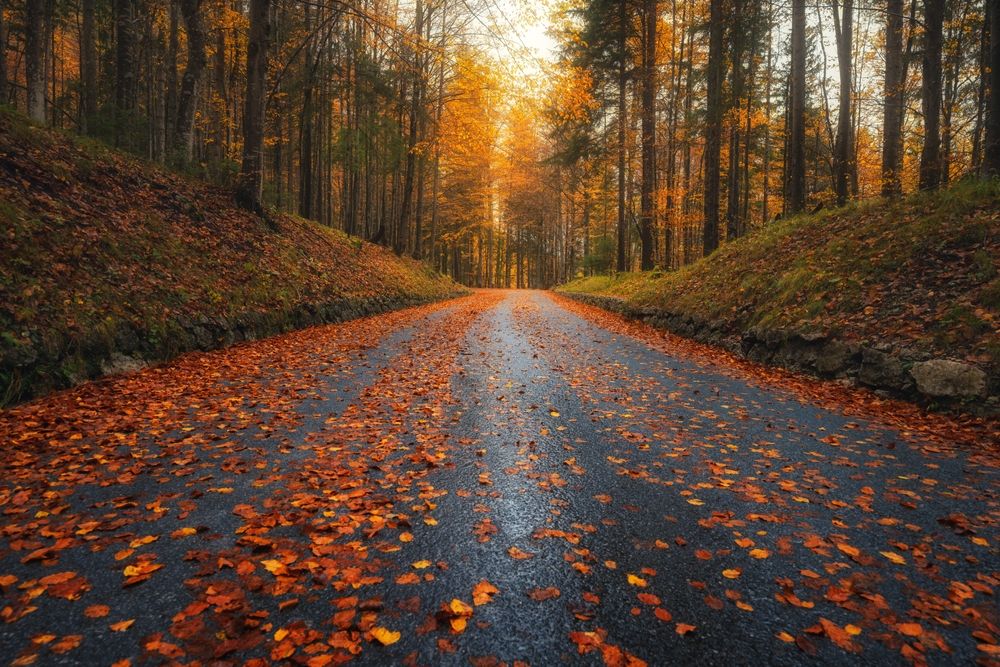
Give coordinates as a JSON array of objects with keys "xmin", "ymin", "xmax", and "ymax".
[
  {"xmin": 191, "ymin": 324, "xmax": 213, "ymax": 350},
  {"xmin": 859, "ymin": 348, "xmax": 907, "ymax": 390},
  {"xmin": 814, "ymin": 340, "xmax": 857, "ymax": 375},
  {"xmin": 799, "ymin": 330, "xmax": 827, "ymax": 343},
  {"xmin": 3, "ymin": 339, "xmax": 38, "ymax": 367},
  {"xmin": 910, "ymin": 359, "xmax": 987, "ymax": 399},
  {"xmin": 100, "ymin": 352, "xmax": 147, "ymax": 376}
]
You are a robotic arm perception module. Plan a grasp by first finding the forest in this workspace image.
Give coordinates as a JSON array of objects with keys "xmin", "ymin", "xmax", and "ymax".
[{"xmin": 2, "ymin": 0, "xmax": 999, "ymax": 286}]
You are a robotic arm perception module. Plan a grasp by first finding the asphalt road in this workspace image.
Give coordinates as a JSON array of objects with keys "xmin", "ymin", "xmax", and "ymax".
[{"xmin": 0, "ymin": 290, "xmax": 997, "ymax": 666}]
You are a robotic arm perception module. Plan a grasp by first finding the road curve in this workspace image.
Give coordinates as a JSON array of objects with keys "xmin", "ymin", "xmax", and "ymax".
[{"xmin": 0, "ymin": 290, "xmax": 997, "ymax": 666}]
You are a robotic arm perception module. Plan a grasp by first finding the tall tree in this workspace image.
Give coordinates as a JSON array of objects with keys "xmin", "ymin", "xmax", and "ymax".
[
  {"xmin": 639, "ymin": 0, "xmax": 656, "ymax": 270},
  {"xmin": 786, "ymin": 0, "xmax": 807, "ymax": 214},
  {"xmin": 703, "ymin": 0, "xmax": 723, "ymax": 254},
  {"xmin": 26, "ymin": 0, "xmax": 47, "ymax": 123},
  {"xmin": 0, "ymin": 0, "xmax": 6, "ymax": 104},
  {"xmin": 175, "ymin": 0, "xmax": 207, "ymax": 163},
  {"xmin": 299, "ymin": 1, "xmax": 317, "ymax": 219},
  {"xmin": 616, "ymin": 0, "xmax": 628, "ymax": 271},
  {"xmin": 115, "ymin": 0, "xmax": 137, "ymax": 115},
  {"xmin": 397, "ymin": 0, "xmax": 424, "ymax": 255},
  {"xmin": 986, "ymin": 0, "xmax": 1000, "ymax": 174},
  {"xmin": 919, "ymin": 0, "xmax": 944, "ymax": 189},
  {"xmin": 235, "ymin": 0, "xmax": 271, "ymax": 216},
  {"xmin": 882, "ymin": 0, "xmax": 904, "ymax": 196},
  {"xmin": 80, "ymin": 0, "xmax": 98, "ymax": 131},
  {"xmin": 832, "ymin": 0, "xmax": 853, "ymax": 205}
]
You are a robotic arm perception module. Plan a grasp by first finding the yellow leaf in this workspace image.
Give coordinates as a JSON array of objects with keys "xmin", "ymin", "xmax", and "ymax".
[
  {"xmin": 722, "ymin": 569, "xmax": 741, "ymax": 579},
  {"xmin": 880, "ymin": 551, "xmax": 906, "ymax": 565},
  {"xmin": 836, "ymin": 543, "xmax": 860, "ymax": 558},
  {"xmin": 448, "ymin": 598, "xmax": 473, "ymax": 616},
  {"xmin": 261, "ymin": 559, "xmax": 286, "ymax": 575},
  {"xmin": 472, "ymin": 580, "xmax": 499, "ymax": 605},
  {"xmin": 109, "ymin": 619, "xmax": 134, "ymax": 632},
  {"xmin": 626, "ymin": 574, "xmax": 647, "ymax": 587},
  {"xmin": 370, "ymin": 627, "xmax": 400, "ymax": 646}
]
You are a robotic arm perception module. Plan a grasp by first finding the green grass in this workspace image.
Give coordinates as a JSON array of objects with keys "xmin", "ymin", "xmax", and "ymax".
[{"xmin": 559, "ymin": 179, "xmax": 1000, "ymax": 364}]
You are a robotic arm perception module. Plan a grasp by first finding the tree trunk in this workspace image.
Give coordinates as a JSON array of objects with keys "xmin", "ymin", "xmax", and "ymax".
[
  {"xmin": 762, "ymin": 0, "xmax": 773, "ymax": 223},
  {"xmin": 972, "ymin": 0, "xmax": 990, "ymax": 170},
  {"xmin": 616, "ymin": 0, "xmax": 628, "ymax": 272},
  {"xmin": 939, "ymin": 1, "xmax": 962, "ymax": 185},
  {"xmin": 235, "ymin": 0, "xmax": 271, "ymax": 216},
  {"xmin": 213, "ymin": 18, "xmax": 228, "ymax": 162},
  {"xmin": 703, "ymin": 0, "xmax": 723, "ymax": 253},
  {"xmin": 175, "ymin": 0, "xmax": 207, "ymax": 164},
  {"xmin": 832, "ymin": 0, "xmax": 853, "ymax": 205},
  {"xmin": 0, "ymin": 0, "xmax": 7, "ymax": 104},
  {"xmin": 682, "ymin": 16, "xmax": 694, "ymax": 262},
  {"xmin": 166, "ymin": 0, "xmax": 179, "ymax": 140},
  {"xmin": 882, "ymin": 0, "xmax": 904, "ymax": 196},
  {"xmin": 639, "ymin": 0, "xmax": 656, "ymax": 270},
  {"xmin": 986, "ymin": 0, "xmax": 1000, "ymax": 174},
  {"xmin": 299, "ymin": 3, "xmax": 316, "ymax": 218},
  {"xmin": 80, "ymin": 0, "xmax": 97, "ymax": 130},
  {"xmin": 26, "ymin": 0, "xmax": 47, "ymax": 122},
  {"xmin": 115, "ymin": 0, "xmax": 136, "ymax": 114},
  {"xmin": 413, "ymin": 3, "xmax": 433, "ymax": 259},
  {"xmin": 786, "ymin": 0, "xmax": 807, "ymax": 214},
  {"xmin": 726, "ymin": 0, "xmax": 744, "ymax": 241},
  {"xmin": 397, "ymin": 0, "xmax": 423, "ymax": 255},
  {"xmin": 919, "ymin": 0, "xmax": 944, "ymax": 189}
]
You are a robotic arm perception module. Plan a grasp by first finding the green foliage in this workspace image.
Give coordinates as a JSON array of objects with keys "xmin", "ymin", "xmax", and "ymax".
[
  {"xmin": 979, "ymin": 278, "xmax": 1000, "ymax": 311},
  {"xmin": 582, "ymin": 236, "xmax": 614, "ymax": 275}
]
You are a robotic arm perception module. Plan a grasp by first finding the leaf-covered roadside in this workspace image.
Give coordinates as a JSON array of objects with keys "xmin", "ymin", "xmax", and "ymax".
[
  {"xmin": 0, "ymin": 108, "xmax": 461, "ymax": 404},
  {"xmin": 558, "ymin": 181, "xmax": 1000, "ymax": 386},
  {"xmin": 551, "ymin": 294, "xmax": 999, "ymax": 450}
]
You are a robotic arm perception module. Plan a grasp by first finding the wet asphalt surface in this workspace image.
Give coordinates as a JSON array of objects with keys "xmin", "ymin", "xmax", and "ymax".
[{"xmin": 0, "ymin": 290, "xmax": 997, "ymax": 666}]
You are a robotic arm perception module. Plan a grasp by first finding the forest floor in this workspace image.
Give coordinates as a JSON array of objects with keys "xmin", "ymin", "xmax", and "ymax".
[
  {"xmin": 0, "ymin": 107, "xmax": 460, "ymax": 405},
  {"xmin": 1, "ymin": 290, "xmax": 997, "ymax": 666}
]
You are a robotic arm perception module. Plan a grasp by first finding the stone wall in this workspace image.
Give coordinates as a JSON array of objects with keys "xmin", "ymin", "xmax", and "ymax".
[
  {"xmin": 560, "ymin": 292, "xmax": 997, "ymax": 416},
  {"xmin": 1, "ymin": 292, "xmax": 465, "ymax": 406}
]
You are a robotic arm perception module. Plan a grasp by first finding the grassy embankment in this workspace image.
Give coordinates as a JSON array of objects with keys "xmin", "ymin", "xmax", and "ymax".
[
  {"xmin": 0, "ymin": 107, "xmax": 462, "ymax": 405},
  {"xmin": 559, "ymin": 180, "xmax": 999, "ymax": 407}
]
